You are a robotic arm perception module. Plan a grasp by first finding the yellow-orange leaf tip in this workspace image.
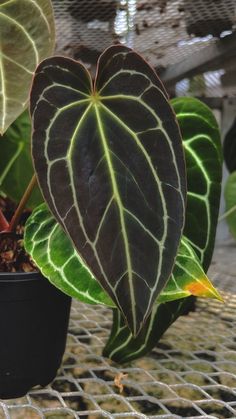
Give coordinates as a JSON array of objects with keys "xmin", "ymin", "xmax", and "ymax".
[{"xmin": 184, "ymin": 277, "xmax": 224, "ymax": 303}]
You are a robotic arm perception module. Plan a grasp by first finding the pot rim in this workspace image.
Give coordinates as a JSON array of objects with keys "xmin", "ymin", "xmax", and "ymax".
[{"xmin": 0, "ymin": 270, "xmax": 41, "ymax": 283}]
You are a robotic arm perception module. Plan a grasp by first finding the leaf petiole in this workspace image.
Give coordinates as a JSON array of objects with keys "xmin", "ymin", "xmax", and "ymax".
[
  {"xmin": 8, "ymin": 174, "xmax": 37, "ymax": 232},
  {"xmin": 0, "ymin": 209, "xmax": 9, "ymax": 232}
]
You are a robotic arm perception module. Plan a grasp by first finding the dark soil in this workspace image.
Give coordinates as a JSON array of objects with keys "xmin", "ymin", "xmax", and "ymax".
[{"xmin": 0, "ymin": 197, "xmax": 37, "ymax": 273}]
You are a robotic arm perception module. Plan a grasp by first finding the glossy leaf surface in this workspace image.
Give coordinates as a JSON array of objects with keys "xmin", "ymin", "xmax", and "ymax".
[
  {"xmin": 30, "ymin": 46, "xmax": 186, "ymax": 334},
  {"xmin": 0, "ymin": 110, "xmax": 42, "ymax": 207},
  {"xmin": 24, "ymin": 203, "xmax": 114, "ymax": 307},
  {"xmin": 103, "ymin": 237, "xmax": 222, "ymax": 363},
  {"xmin": 0, "ymin": 0, "xmax": 55, "ymax": 134},
  {"xmin": 172, "ymin": 97, "xmax": 222, "ymax": 271},
  {"xmin": 224, "ymin": 171, "xmax": 236, "ymax": 240}
]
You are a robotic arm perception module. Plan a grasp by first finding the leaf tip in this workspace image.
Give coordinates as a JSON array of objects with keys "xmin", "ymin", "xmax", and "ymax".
[{"xmin": 184, "ymin": 277, "xmax": 224, "ymax": 302}]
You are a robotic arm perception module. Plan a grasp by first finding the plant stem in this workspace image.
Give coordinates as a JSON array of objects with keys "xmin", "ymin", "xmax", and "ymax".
[
  {"xmin": 218, "ymin": 205, "xmax": 236, "ymax": 221},
  {"xmin": 0, "ymin": 209, "xmax": 9, "ymax": 231},
  {"xmin": 8, "ymin": 174, "xmax": 37, "ymax": 232}
]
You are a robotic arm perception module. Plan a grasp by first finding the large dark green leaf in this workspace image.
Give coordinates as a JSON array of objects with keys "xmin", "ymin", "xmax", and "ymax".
[
  {"xmin": 0, "ymin": 0, "xmax": 55, "ymax": 134},
  {"xmin": 223, "ymin": 118, "xmax": 236, "ymax": 173},
  {"xmin": 0, "ymin": 110, "xmax": 42, "ymax": 207},
  {"xmin": 30, "ymin": 46, "xmax": 186, "ymax": 335},
  {"xmin": 172, "ymin": 97, "xmax": 222, "ymax": 271},
  {"xmin": 224, "ymin": 171, "xmax": 236, "ymax": 240}
]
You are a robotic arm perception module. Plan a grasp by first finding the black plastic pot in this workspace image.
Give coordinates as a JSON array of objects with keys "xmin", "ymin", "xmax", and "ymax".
[{"xmin": 0, "ymin": 271, "xmax": 71, "ymax": 399}]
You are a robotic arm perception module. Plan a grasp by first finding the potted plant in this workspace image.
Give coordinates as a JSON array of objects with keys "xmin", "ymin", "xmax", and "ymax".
[
  {"xmin": 0, "ymin": 0, "xmax": 223, "ymax": 399},
  {"xmin": 0, "ymin": 0, "xmax": 71, "ymax": 399},
  {"xmin": 24, "ymin": 45, "xmax": 223, "ymax": 359}
]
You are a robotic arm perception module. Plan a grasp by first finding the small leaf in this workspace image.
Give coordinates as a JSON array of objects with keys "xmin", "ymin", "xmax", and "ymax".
[
  {"xmin": 0, "ymin": 0, "xmax": 55, "ymax": 133},
  {"xmin": 24, "ymin": 203, "xmax": 114, "ymax": 307},
  {"xmin": 224, "ymin": 171, "xmax": 236, "ymax": 240},
  {"xmin": 158, "ymin": 237, "xmax": 223, "ymax": 303},
  {"xmin": 171, "ymin": 97, "xmax": 222, "ymax": 271},
  {"xmin": 30, "ymin": 46, "xmax": 186, "ymax": 335},
  {"xmin": 0, "ymin": 110, "xmax": 42, "ymax": 207}
]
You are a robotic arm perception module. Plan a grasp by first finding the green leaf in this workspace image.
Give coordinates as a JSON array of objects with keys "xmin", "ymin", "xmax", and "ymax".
[
  {"xmin": 172, "ymin": 97, "xmax": 222, "ymax": 271},
  {"xmin": 224, "ymin": 171, "xmax": 236, "ymax": 239},
  {"xmin": 223, "ymin": 118, "xmax": 236, "ymax": 173},
  {"xmin": 0, "ymin": 0, "xmax": 55, "ymax": 134},
  {"xmin": 158, "ymin": 237, "xmax": 223, "ymax": 304},
  {"xmin": 103, "ymin": 238, "xmax": 222, "ymax": 363},
  {"xmin": 24, "ymin": 203, "xmax": 114, "ymax": 307},
  {"xmin": 103, "ymin": 300, "xmax": 186, "ymax": 363},
  {"xmin": 0, "ymin": 110, "xmax": 42, "ymax": 207},
  {"xmin": 30, "ymin": 46, "xmax": 186, "ymax": 335}
]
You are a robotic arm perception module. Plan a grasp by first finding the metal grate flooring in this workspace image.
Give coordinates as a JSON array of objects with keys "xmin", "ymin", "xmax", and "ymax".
[{"xmin": 1, "ymin": 242, "xmax": 236, "ymax": 418}]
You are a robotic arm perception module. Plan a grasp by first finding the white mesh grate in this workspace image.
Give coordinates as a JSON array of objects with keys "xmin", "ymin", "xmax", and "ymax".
[
  {"xmin": 1, "ymin": 243, "xmax": 236, "ymax": 418},
  {"xmin": 52, "ymin": 0, "xmax": 236, "ymax": 97}
]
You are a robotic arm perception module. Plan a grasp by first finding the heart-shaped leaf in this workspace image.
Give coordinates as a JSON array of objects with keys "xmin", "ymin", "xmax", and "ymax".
[
  {"xmin": 0, "ymin": 0, "xmax": 55, "ymax": 134},
  {"xmin": 172, "ymin": 97, "xmax": 222, "ymax": 271},
  {"xmin": 30, "ymin": 46, "xmax": 186, "ymax": 335},
  {"xmin": 0, "ymin": 110, "xmax": 42, "ymax": 207},
  {"xmin": 103, "ymin": 237, "xmax": 222, "ymax": 363}
]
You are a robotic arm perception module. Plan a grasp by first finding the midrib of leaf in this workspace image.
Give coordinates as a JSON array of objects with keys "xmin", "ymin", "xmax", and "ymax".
[
  {"xmin": 94, "ymin": 103, "xmax": 136, "ymax": 332},
  {"xmin": 98, "ymin": 100, "xmax": 168, "ymax": 320}
]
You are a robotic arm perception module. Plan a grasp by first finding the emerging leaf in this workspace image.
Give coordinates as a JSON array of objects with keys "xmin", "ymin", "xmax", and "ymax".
[
  {"xmin": 30, "ymin": 46, "xmax": 186, "ymax": 335},
  {"xmin": 172, "ymin": 97, "xmax": 222, "ymax": 271},
  {"xmin": 0, "ymin": 110, "xmax": 42, "ymax": 207},
  {"xmin": 0, "ymin": 0, "xmax": 55, "ymax": 133},
  {"xmin": 24, "ymin": 203, "xmax": 114, "ymax": 307}
]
